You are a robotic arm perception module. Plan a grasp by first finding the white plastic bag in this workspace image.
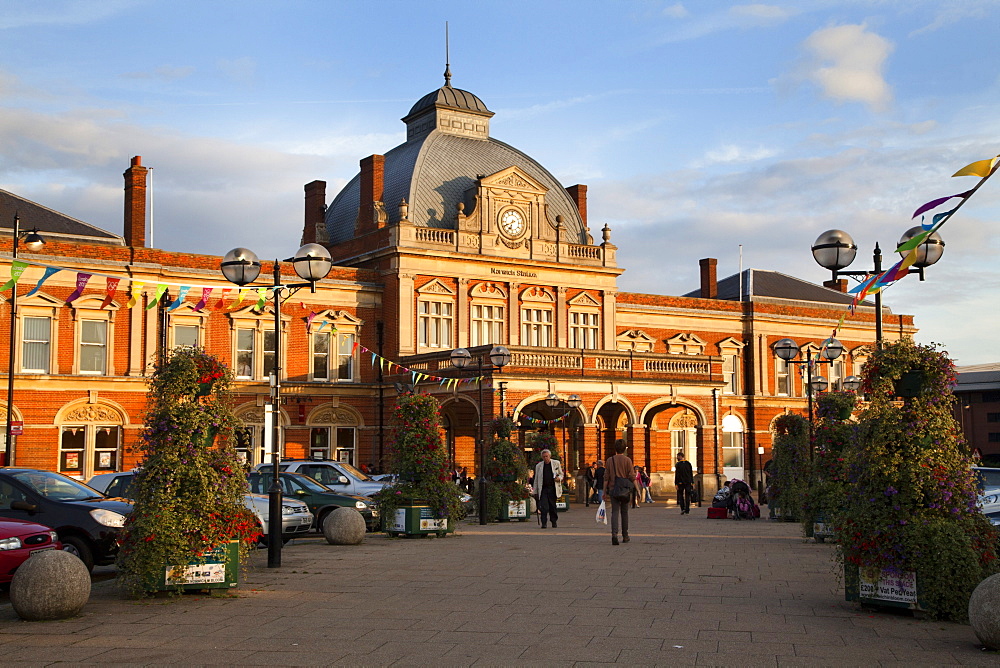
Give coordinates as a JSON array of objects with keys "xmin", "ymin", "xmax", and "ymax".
[{"xmin": 595, "ymin": 500, "xmax": 607, "ymax": 525}]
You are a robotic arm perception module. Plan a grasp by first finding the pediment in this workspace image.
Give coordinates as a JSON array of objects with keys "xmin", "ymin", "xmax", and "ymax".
[
  {"xmin": 416, "ymin": 278, "xmax": 456, "ymax": 296},
  {"xmin": 470, "ymin": 282, "xmax": 507, "ymax": 299},
  {"xmin": 480, "ymin": 166, "xmax": 548, "ymax": 194},
  {"xmin": 618, "ymin": 329, "xmax": 655, "ymax": 343},
  {"xmin": 520, "ymin": 286, "xmax": 555, "ymax": 302},
  {"xmin": 568, "ymin": 292, "xmax": 600, "ymax": 308},
  {"xmin": 666, "ymin": 332, "xmax": 706, "ymax": 355},
  {"xmin": 312, "ymin": 309, "xmax": 364, "ymax": 326},
  {"xmin": 716, "ymin": 336, "xmax": 745, "ymax": 352}
]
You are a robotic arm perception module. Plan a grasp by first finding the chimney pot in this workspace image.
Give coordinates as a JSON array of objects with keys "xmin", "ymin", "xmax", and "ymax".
[
  {"xmin": 699, "ymin": 258, "xmax": 718, "ymax": 299},
  {"xmin": 123, "ymin": 156, "xmax": 148, "ymax": 248}
]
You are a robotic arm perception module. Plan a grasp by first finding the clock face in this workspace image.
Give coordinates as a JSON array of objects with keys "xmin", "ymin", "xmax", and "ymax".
[{"xmin": 500, "ymin": 209, "xmax": 525, "ymax": 236}]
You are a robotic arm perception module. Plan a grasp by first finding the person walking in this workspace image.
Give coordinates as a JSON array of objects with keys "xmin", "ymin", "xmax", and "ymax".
[
  {"xmin": 532, "ymin": 449, "xmax": 564, "ymax": 529},
  {"xmin": 584, "ymin": 462, "xmax": 596, "ymax": 507},
  {"xmin": 603, "ymin": 439, "xmax": 634, "ymax": 545},
  {"xmin": 674, "ymin": 451, "xmax": 694, "ymax": 514},
  {"xmin": 594, "ymin": 460, "xmax": 606, "ymax": 504},
  {"xmin": 640, "ymin": 466, "xmax": 654, "ymax": 503},
  {"xmin": 631, "ymin": 466, "xmax": 642, "ymax": 508}
]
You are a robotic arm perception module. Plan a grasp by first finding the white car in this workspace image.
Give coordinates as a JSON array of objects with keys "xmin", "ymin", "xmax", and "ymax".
[
  {"xmin": 973, "ymin": 467, "xmax": 1000, "ymax": 526},
  {"xmin": 254, "ymin": 460, "xmax": 389, "ymax": 497},
  {"xmin": 86, "ymin": 472, "xmax": 314, "ymax": 541}
]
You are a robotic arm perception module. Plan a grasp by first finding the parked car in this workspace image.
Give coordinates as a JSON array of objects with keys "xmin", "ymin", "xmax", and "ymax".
[
  {"xmin": 86, "ymin": 471, "xmax": 314, "ymax": 543},
  {"xmin": 973, "ymin": 467, "xmax": 1000, "ymax": 492},
  {"xmin": 248, "ymin": 471, "xmax": 378, "ymax": 532},
  {"xmin": 0, "ymin": 517, "xmax": 62, "ymax": 584},
  {"xmin": 255, "ymin": 460, "xmax": 389, "ymax": 497},
  {"xmin": 973, "ymin": 467, "xmax": 1000, "ymax": 527},
  {"xmin": 0, "ymin": 468, "xmax": 131, "ymax": 572}
]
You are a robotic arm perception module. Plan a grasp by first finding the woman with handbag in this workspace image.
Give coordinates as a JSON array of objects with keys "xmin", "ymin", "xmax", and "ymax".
[{"xmin": 603, "ymin": 439, "xmax": 634, "ymax": 545}]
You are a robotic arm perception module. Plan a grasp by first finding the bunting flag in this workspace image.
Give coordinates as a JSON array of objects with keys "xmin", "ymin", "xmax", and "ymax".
[
  {"xmin": 255, "ymin": 287, "xmax": 267, "ymax": 310},
  {"xmin": 100, "ymin": 277, "xmax": 120, "ymax": 309},
  {"xmin": 167, "ymin": 286, "xmax": 191, "ymax": 311},
  {"xmin": 235, "ymin": 288, "xmax": 247, "ymax": 307},
  {"xmin": 305, "ymin": 311, "xmax": 318, "ymax": 333},
  {"xmin": 194, "ymin": 287, "xmax": 213, "ymax": 311},
  {"xmin": 25, "ymin": 266, "xmax": 61, "ymax": 297},
  {"xmin": 0, "ymin": 260, "xmax": 28, "ymax": 292},
  {"xmin": 356, "ymin": 344, "xmax": 489, "ymax": 386},
  {"xmin": 214, "ymin": 288, "xmax": 231, "ymax": 310},
  {"xmin": 911, "ymin": 189, "xmax": 974, "ymax": 219},
  {"xmin": 316, "ymin": 320, "xmax": 329, "ymax": 333},
  {"xmin": 517, "ymin": 412, "xmax": 570, "ymax": 426},
  {"xmin": 145, "ymin": 284, "xmax": 168, "ymax": 310},
  {"xmin": 126, "ymin": 282, "xmax": 145, "ymax": 309},
  {"xmin": 953, "ymin": 156, "xmax": 999, "ymax": 178},
  {"xmin": 65, "ymin": 272, "xmax": 93, "ymax": 304}
]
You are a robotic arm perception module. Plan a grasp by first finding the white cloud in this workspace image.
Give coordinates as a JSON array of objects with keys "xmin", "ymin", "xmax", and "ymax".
[
  {"xmin": 798, "ymin": 24, "xmax": 894, "ymax": 113},
  {"xmin": 662, "ymin": 3, "xmax": 689, "ymax": 19},
  {"xmin": 700, "ymin": 143, "xmax": 778, "ymax": 166},
  {"xmin": 121, "ymin": 65, "xmax": 195, "ymax": 81}
]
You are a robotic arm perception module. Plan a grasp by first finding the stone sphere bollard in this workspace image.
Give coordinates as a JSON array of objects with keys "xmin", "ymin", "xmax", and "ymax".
[
  {"xmin": 970, "ymin": 573, "xmax": 1000, "ymax": 649},
  {"xmin": 10, "ymin": 549, "xmax": 91, "ymax": 621},
  {"xmin": 322, "ymin": 507, "xmax": 366, "ymax": 545}
]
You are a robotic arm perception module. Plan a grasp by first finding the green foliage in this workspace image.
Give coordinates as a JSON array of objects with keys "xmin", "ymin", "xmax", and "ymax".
[
  {"xmin": 800, "ymin": 393, "xmax": 857, "ymax": 535},
  {"xmin": 491, "ymin": 416, "xmax": 516, "ymax": 439},
  {"xmin": 832, "ymin": 339, "xmax": 1000, "ymax": 621},
  {"xmin": 526, "ymin": 430, "xmax": 560, "ymax": 468},
  {"xmin": 769, "ymin": 413, "xmax": 809, "ymax": 520},
  {"xmin": 117, "ymin": 347, "xmax": 254, "ymax": 597},
  {"xmin": 483, "ymin": 435, "xmax": 529, "ymax": 521},
  {"xmin": 371, "ymin": 393, "xmax": 465, "ymax": 531}
]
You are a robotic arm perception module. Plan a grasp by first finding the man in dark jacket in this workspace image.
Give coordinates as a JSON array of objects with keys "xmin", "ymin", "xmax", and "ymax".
[
  {"xmin": 594, "ymin": 460, "xmax": 606, "ymax": 504},
  {"xmin": 584, "ymin": 463, "xmax": 596, "ymax": 506},
  {"xmin": 674, "ymin": 452, "xmax": 694, "ymax": 514}
]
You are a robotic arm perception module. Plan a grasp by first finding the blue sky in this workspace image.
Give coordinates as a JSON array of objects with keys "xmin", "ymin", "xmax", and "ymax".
[{"xmin": 1, "ymin": 1, "xmax": 998, "ymax": 364}]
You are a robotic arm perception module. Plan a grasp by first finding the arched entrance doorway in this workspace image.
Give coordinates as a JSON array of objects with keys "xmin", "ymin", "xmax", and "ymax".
[
  {"xmin": 439, "ymin": 397, "xmax": 479, "ymax": 474},
  {"xmin": 596, "ymin": 401, "xmax": 630, "ymax": 460},
  {"xmin": 516, "ymin": 397, "xmax": 585, "ymax": 477}
]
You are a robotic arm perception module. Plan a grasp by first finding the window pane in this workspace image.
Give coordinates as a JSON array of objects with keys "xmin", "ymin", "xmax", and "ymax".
[
  {"xmin": 174, "ymin": 325, "xmax": 198, "ymax": 348},
  {"xmin": 236, "ymin": 329, "xmax": 254, "ymax": 378},
  {"xmin": 80, "ymin": 320, "xmax": 107, "ymax": 374},
  {"xmin": 263, "ymin": 330, "xmax": 276, "ymax": 377},
  {"xmin": 337, "ymin": 333, "xmax": 355, "ymax": 381},
  {"xmin": 22, "ymin": 316, "xmax": 50, "ymax": 373},
  {"xmin": 313, "ymin": 333, "xmax": 329, "ymax": 380}
]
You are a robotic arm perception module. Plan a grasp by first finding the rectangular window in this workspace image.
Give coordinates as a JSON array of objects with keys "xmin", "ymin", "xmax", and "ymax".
[
  {"xmin": 829, "ymin": 359, "xmax": 844, "ymax": 390},
  {"xmin": 722, "ymin": 431, "xmax": 744, "ymax": 467},
  {"xmin": 174, "ymin": 325, "xmax": 198, "ymax": 348},
  {"xmin": 984, "ymin": 391, "xmax": 1000, "ymax": 403},
  {"xmin": 93, "ymin": 426, "xmax": 119, "ymax": 471},
  {"xmin": 310, "ymin": 427, "xmax": 331, "ymax": 460},
  {"xmin": 263, "ymin": 330, "xmax": 276, "ymax": 378},
  {"xmin": 80, "ymin": 320, "xmax": 107, "ymax": 375},
  {"xmin": 775, "ymin": 358, "xmax": 791, "ymax": 396},
  {"xmin": 521, "ymin": 308, "xmax": 553, "ymax": 347},
  {"xmin": 59, "ymin": 428, "xmax": 85, "ymax": 474},
  {"xmin": 21, "ymin": 316, "xmax": 51, "ymax": 373},
  {"xmin": 569, "ymin": 312, "xmax": 599, "ymax": 349},
  {"xmin": 723, "ymin": 354, "xmax": 739, "ymax": 394},
  {"xmin": 989, "ymin": 433, "xmax": 1000, "ymax": 443},
  {"xmin": 336, "ymin": 333, "xmax": 355, "ymax": 381},
  {"xmin": 312, "ymin": 332, "xmax": 330, "ymax": 380},
  {"xmin": 987, "ymin": 413, "xmax": 1000, "ymax": 423},
  {"xmin": 336, "ymin": 427, "xmax": 356, "ymax": 466},
  {"xmin": 471, "ymin": 304, "xmax": 504, "ymax": 347},
  {"xmin": 418, "ymin": 300, "xmax": 453, "ymax": 348},
  {"xmin": 236, "ymin": 329, "xmax": 254, "ymax": 379}
]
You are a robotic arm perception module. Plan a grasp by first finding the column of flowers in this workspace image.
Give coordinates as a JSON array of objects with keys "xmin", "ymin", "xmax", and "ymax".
[
  {"xmin": 117, "ymin": 348, "xmax": 257, "ymax": 596},
  {"xmin": 485, "ymin": 417, "xmax": 529, "ymax": 521}
]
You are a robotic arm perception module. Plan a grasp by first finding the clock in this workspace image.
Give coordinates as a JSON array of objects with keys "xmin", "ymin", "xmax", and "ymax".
[{"xmin": 499, "ymin": 209, "xmax": 525, "ymax": 236}]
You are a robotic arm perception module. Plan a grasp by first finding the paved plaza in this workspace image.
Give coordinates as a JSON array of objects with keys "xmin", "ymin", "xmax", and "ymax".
[{"xmin": 0, "ymin": 503, "xmax": 996, "ymax": 666}]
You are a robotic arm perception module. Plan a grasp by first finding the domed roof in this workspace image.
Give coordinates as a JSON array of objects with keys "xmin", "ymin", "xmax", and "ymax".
[
  {"xmin": 325, "ymin": 132, "xmax": 587, "ymax": 246},
  {"xmin": 404, "ymin": 85, "xmax": 492, "ymax": 120}
]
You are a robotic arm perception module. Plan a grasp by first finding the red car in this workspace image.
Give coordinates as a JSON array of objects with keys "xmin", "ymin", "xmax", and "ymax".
[{"xmin": 0, "ymin": 518, "xmax": 62, "ymax": 583}]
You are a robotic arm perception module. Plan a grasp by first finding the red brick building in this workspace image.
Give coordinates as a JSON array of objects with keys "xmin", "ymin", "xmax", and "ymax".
[{"xmin": 0, "ymin": 78, "xmax": 916, "ymax": 499}]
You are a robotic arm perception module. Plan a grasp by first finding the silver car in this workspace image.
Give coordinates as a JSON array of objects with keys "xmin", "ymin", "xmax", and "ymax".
[{"xmin": 86, "ymin": 472, "xmax": 314, "ymax": 541}]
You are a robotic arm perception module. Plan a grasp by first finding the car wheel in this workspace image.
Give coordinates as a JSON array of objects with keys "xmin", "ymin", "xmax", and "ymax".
[
  {"xmin": 61, "ymin": 536, "xmax": 94, "ymax": 573},
  {"xmin": 317, "ymin": 509, "xmax": 332, "ymax": 533}
]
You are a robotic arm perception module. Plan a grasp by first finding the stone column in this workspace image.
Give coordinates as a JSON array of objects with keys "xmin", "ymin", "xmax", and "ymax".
[
  {"xmin": 507, "ymin": 283, "xmax": 520, "ymax": 346},
  {"xmin": 457, "ymin": 278, "xmax": 469, "ymax": 348}
]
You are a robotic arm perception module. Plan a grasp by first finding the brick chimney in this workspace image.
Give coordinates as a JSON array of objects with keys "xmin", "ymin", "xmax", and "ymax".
[
  {"xmin": 566, "ymin": 184, "xmax": 588, "ymax": 228},
  {"xmin": 123, "ymin": 156, "xmax": 148, "ymax": 247},
  {"xmin": 356, "ymin": 154, "xmax": 385, "ymax": 234},
  {"xmin": 303, "ymin": 180, "xmax": 327, "ymax": 245},
  {"xmin": 824, "ymin": 278, "xmax": 848, "ymax": 293},
  {"xmin": 699, "ymin": 258, "xmax": 718, "ymax": 299}
]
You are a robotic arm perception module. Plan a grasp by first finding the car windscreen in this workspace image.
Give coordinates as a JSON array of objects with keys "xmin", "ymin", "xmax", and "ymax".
[
  {"xmin": 293, "ymin": 474, "xmax": 334, "ymax": 493},
  {"xmin": 12, "ymin": 471, "xmax": 103, "ymax": 501},
  {"xmin": 337, "ymin": 462, "xmax": 373, "ymax": 481},
  {"xmin": 975, "ymin": 468, "xmax": 1000, "ymax": 491}
]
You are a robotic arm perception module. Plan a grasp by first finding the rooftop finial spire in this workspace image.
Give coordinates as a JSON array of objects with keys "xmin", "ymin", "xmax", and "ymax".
[{"xmin": 443, "ymin": 21, "xmax": 452, "ymax": 87}]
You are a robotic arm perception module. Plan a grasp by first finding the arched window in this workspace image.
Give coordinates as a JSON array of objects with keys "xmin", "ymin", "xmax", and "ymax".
[{"xmin": 56, "ymin": 401, "xmax": 127, "ymax": 479}]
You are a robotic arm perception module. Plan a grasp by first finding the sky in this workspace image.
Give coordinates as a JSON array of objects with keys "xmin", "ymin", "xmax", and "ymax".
[{"xmin": 0, "ymin": 0, "xmax": 998, "ymax": 365}]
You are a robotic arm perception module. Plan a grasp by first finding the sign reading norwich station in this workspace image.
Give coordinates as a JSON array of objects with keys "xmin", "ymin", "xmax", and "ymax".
[{"xmin": 490, "ymin": 268, "xmax": 538, "ymax": 278}]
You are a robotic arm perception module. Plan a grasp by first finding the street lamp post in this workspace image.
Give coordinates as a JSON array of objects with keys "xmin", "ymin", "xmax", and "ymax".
[
  {"xmin": 450, "ymin": 345, "xmax": 510, "ymax": 525},
  {"xmin": 774, "ymin": 337, "xmax": 845, "ymax": 458},
  {"xmin": 5, "ymin": 215, "xmax": 45, "ymax": 466},
  {"xmin": 811, "ymin": 227, "xmax": 944, "ymax": 344},
  {"xmin": 221, "ymin": 243, "xmax": 332, "ymax": 568}
]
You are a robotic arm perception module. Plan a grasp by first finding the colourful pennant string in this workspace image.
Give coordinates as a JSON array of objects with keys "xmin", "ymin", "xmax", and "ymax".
[
  {"xmin": 953, "ymin": 157, "xmax": 999, "ymax": 178},
  {"xmin": 911, "ymin": 189, "xmax": 974, "ymax": 219},
  {"xmin": 215, "ymin": 288, "xmax": 231, "ymax": 310},
  {"xmin": 305, "ymin": 311, "xmax": 317, "ymax": 333},
  {"xmin": 0, "ymin": 260, "xmax": 28, "ymax": 292},
  {"xmin": 255, "ymin": 287, "xmax": 266, "ymax": 310},
  {"xmin": 145, "ymin": 284, "xmax": 168, "ymax": 310},
  {"xmin": 167, "ymin": 286, "xmax": 191, "ymax": 311},
  {"xmin": 100, "ymin": 277, "xmax": 120, "ymax": 309},
  {"xmin": 25, "ymin": 266, "xmax": 60, "ymax": 297},
  {"xmin": 65, "ymin": 272, "xmax": 92, "ymax": 304},
  {"xmin": 126, "ymin": 282, "xmax": 144, "ymax": 309},
  {"xmin": 194, "ymin": 287, "xmax": 213, "ymax": 311}
]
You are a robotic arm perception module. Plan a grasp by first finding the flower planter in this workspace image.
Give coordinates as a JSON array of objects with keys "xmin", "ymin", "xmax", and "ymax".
[
  {"xmin": 498, "ymin": 499, "xmax": 529, "ymax": 522},
  {"xmin": 385, "ymin": 504, "xmax": 454, "ymax": 538},
  {"xmin": 154, "ymin": 540, "xmax": 240, "ymax": 592},
  {"xmin": 844, "ymin": 565, "xmax": 927, "ymax": 612},
  {"xmin": 812, "ymin": 515, "xmax": 836, "ymax": 543}
]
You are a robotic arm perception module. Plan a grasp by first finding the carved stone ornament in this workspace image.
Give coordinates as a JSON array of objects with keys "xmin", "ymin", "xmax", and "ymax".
[
  {"xmin": 495, "ymin": 173, "xmax": 533, "ymax": 189},
  {"xmin": 65, "ymin": 405, "xmax": 122, "ymax": 424},
  {"xmin": 497, "ymin": 235, "xmax": 523, "ymax": 249},
  {"xmin": 311, "ymin": 408, "xmax": 359, "ymax": 426},
  {"xmin": 237, "ymin": 407, "xmax": 267, "ymax": 424},
  {"xmin": 669, "ymin": 410, "xmax": 699, "ymax": 429}
]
